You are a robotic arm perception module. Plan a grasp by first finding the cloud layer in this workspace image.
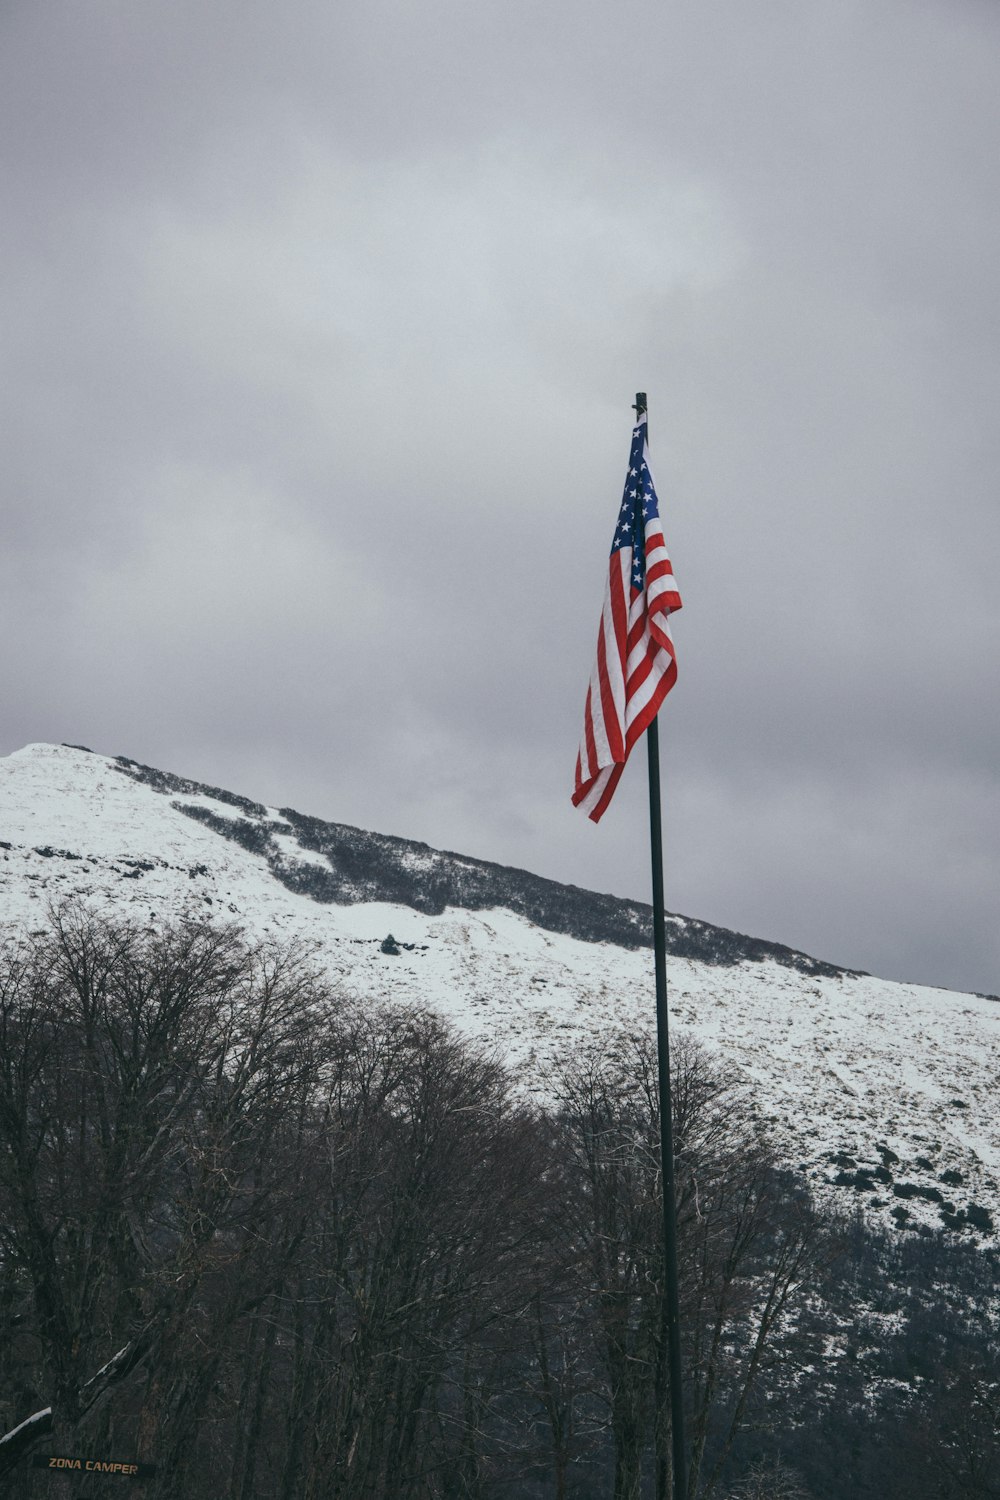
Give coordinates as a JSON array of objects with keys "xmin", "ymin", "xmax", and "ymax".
[{"xmin": 2, "ymin": 0, "xmax": 998, "ymax": 993}]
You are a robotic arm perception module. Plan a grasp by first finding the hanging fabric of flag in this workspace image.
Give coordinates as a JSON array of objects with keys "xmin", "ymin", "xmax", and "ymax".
[{"xmin": 572, "ymin": 412, "xmax": 682, "ymax": 822}]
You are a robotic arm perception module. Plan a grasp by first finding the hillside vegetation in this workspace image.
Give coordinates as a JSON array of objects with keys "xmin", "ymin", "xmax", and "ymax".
[{"xmin": 1, "ymin": 911, "xmax": 997, "ymax": 1500}]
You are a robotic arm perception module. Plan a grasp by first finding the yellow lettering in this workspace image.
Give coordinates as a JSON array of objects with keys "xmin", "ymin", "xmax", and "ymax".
[{"xmin": 53, "ymin": 1452, "xmax": 142, "ymax": 1475}]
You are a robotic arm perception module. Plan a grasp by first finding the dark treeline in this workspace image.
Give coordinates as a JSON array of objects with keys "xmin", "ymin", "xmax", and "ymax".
[
  {"xmin": 112, "ymin": 751, "xmax": 846, "ymax": 974},
  {"xmin": 0, "ymin": 911, "xmax": 996, "ymax": 1500}
]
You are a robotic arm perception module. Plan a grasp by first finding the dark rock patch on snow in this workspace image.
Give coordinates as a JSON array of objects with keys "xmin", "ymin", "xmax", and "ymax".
[{"xmin": 113, "ymin": 753, "xmax": 857, "ymax": 978}]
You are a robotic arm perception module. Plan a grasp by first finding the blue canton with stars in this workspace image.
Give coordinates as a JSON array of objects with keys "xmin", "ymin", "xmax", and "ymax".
[{"xmin": 611, "ymin": 421, "xmax": 661, "ymax": 592}]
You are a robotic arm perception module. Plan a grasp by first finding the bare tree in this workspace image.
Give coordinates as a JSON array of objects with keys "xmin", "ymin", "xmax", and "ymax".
[
  {"xmin": 0, "ymin": 912, "xmax": 829, "ymax": 1500},
  {"xmin": 723, "ymin": 1457, "xmax": 813, "ymax": 1500},
  {"xmin": 0, "ymin": 905, "xmax": 327, "ymax": 1496},
  {"xmin": 269, "ymin": 1006, "xmax": 549, "ymax": 1500},
  {"xmin": 550, "ymin": 1027, "xmax": 819, "ymax": 1500}
]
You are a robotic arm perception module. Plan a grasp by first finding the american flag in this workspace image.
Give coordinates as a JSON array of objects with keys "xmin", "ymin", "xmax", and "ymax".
[{"xmin": 573, "ymin": 413, "xmax": 682, "ymax": 822}]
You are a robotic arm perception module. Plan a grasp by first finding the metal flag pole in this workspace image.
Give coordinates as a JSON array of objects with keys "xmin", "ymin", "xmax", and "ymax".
[{"xmin": 634, "ymin": 392, "xmax": 688, "ymax": 1500}]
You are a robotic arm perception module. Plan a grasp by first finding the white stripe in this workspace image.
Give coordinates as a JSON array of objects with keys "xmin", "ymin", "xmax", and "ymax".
[
  {"xmin": 646, "ymin": 576, "xmax": 677, "ymax": 609},
  {"xmin": 579, "ymin": 553, "xmax": 630, "ymax": 778},
  {"xmin": 623, "ymin": 648, "xmax": 674, "ymax": 729},
  {"xmin": 625, "ymin": 612, "xmax": 655, "ymax": 679},
  {"xmin": 577, "ymin": 765, "xmax": 613, "ymax": 816},
  {"xmin": 602, "ymin": 552, "xmax": 629, "ymax": 701},
  {"xmin": 586, "ymin": 663, "xmax": 613, "ymax": 770},
  {"xmin": 588, "ymin": 606, "xmax": 616, "ymax": 768},
  {"xmin": 624, "ymin": 662, "xmax": 658, "ymax": 726}
]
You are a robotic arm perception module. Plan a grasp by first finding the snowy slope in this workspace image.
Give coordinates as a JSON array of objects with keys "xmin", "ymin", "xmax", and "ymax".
[{"xmin": 1, "ymin": 742, "xmax": 997, "ymax": 1242}]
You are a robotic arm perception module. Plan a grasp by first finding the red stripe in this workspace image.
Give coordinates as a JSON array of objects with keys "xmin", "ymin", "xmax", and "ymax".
[
  {"xmin": 646, "ymin": 588, "xmax": 682, "ymax": 615},
  {"xmin": 572, "ymin": 773, "xmax": 596, "ymax": 808},
  {"xmin": 609, "ymin": 555, "xmax": 629, "ymax": 666},
  {"xmin": 599, "ymin": 566, "xmax": 628, "ymax": 763},
  {"xmin": 645, "ymin": 560, "xmax": 675, "ymax": 588},
  {"xmin": 590, "ymin": 762, "xmax": 624, "ymax": 822},
  {"xmin": 627, "ymin": 645, "xmax": 654, "ymax": 701},
  {"xmin": 625, "ymin": 615, "xmax": 646, "ymax": 665},
  {"xmin": 623, "ymin": 656, "xmax": 677, "ymax": 752},
  {"xmin": 626, "ymin": 614, "xmax": 645, "ymax": 651},
  {"xmin": 583, "ymin": 684, "xmax": 599, "ymax": 783},
  {"xmin": 596, "ymin": 616, "xmax": 624, "ymax": 764}
]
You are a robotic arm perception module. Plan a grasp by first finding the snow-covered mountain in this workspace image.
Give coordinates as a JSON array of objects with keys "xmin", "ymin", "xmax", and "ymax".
[{"xmin": 1, "ymin": 741, "xmax": 997, "ymax": 1243}]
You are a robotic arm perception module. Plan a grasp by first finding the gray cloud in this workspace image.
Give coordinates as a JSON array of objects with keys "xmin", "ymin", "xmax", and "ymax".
[{"xmin": 2, "ymin": 0, "xmax": 998, "ymax": 994}]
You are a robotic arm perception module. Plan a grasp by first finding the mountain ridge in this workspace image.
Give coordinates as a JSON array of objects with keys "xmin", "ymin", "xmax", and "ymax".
[
  {"xmin": 1, "ymin": 741, "xmax": 998, "ymax": 1246},
  {"xmin": 109, "ymin": 747, "xmax": 857, "ymax": 979}
]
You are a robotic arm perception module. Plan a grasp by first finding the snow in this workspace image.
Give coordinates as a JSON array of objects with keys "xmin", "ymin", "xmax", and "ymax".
[
  {"xmin": 396, "ymin": 848, "xmax": 441, "ymax": 873},
  {"xmin": 269, "ymin": 831, "xmax": 331, "ymax": 870},
  {"xmin": 2, "ymin": 742, "xmax": 998, "ymax": 1243},
  {"xmin": 0, "ymin": 1406, "xmax": 52, "ymax": 1450}
]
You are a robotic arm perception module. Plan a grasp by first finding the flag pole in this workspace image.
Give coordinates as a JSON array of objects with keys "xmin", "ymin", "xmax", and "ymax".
[{"xmin": 635, "ymin": 391, "xmax": 688, "ymax": 1500}]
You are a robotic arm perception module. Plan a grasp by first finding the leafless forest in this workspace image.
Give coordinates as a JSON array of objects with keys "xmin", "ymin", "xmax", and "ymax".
[{"xmin": 0, "ymin": 912, "xmax": 996, "ymax": 1500}]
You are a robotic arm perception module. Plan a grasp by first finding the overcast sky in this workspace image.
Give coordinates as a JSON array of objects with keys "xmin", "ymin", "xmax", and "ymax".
[{"xmin": 2, "ymin": 0, "xmax": 998, "ymax": 995}]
